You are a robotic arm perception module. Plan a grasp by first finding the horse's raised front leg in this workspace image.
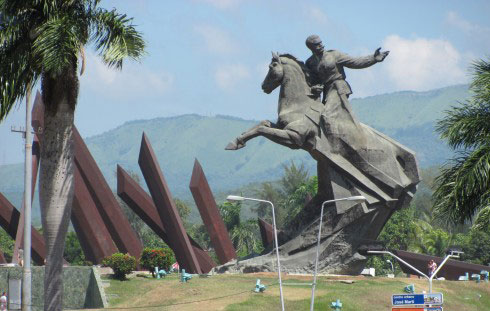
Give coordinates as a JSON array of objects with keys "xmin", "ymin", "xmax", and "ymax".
[{"xmin": 225, "ymin": 120, "xmax": 274, "ymax": 150}]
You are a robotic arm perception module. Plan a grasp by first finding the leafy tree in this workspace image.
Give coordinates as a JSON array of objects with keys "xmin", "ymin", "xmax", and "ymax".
[
  {"xmin": 63, "ymin": 231, "xmax": 88, "ymax": 266},
  {"xmin": 188, "ymin": 223, "xmax": 211, "ymax": 250},
  {"xmin": 412, "ymin": 228, "xmax": 453, "ymax": 257},
  {"xmin": 139, "ymin": 247, "xmax": 175, "ymax": 276},
  {"xmin": 378, "ymin": 207, "xmax": 417, "ymax": 251},
  {"xmin": 175, "ymin": 198, "xmax": 191, "ymax": 228},
  {"xmin": 454, "ymin": 229, "xmax": 490, "ymax": 265},
  {"xmin": 0, "ymin": 1, "xmax": 145, "ymax": 309},
  {"xmin": 102, "ymin": 253, "xmax": 137, "ymax": 280},
  {"xmin": 433, "ymin": 58, "xmax": 490, "ymax": 226},
  {"xmin": 140, "ymin": 230, "xmax": 169, "ymax": 249},
  {"xmin": 219, "ymin": 201, "xmax": 241, "ymax": 231},
  {"xmin": 0, "ymin": 228, "xmax": 14, "ymax": 262},
  {"xmin": 366, "ymin": 206, "xmax": 417, "ymax": 275},
  {"xmin": 282, "ymin": 176, "xmax": 317, "ymax": 227}
]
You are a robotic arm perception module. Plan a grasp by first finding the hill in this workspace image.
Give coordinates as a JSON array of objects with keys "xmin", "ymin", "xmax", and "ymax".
[
  {"xmin": 0, "ymin": 84, "xmax": 470, "ymax": 222},
  {"xmin": 350, "ymin": 84, "xmax": 469, "ymax": 165}
]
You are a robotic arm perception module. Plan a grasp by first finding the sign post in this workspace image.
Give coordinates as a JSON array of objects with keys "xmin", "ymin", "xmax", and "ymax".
[
  {"xmin": 391, "ymin": 293, "xmax": 443, "ymax": 311},
  {"xmin": 392, "ymin": 308, "xmax": 442, "ymax": 311},
  {"xmin": 392, "ymin": 293, "xmax": 443, "ymax": 306}
]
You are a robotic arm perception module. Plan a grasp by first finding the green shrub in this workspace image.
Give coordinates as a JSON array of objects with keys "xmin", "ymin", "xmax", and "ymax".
[
  {"xmin": 102, "ymin": 253, "xmax": 137, "ymax": 280},
  {"xmin": 139, "ymin": 247, "xmax": 175, "ymax": 276}
]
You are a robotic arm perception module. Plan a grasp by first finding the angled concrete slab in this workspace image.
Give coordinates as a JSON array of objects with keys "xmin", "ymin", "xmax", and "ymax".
[
  {"xmin": 258, "ymin": 218, "xmax": 274, "ymax": 249},
  {"xmin": 138, "ymin": 133, "xmax": 201, "ymax": 273},
  {"xmin": 73, "ymin": 127, "xmax": 142, "ymax": 258},
  {"xmin": 0, "ymin": 193, "xmax": 46, "ymax": 264},
  {"xmin": 117, "ymin": 165, "xmax": 216, "ymax": 272},
  {"xmin": 189, "ymin": 159, "xmax": 236, "ymax": 264},
  {"xmin": 73, "ymin": 163, "xmax": 118, "ymax": 264}
]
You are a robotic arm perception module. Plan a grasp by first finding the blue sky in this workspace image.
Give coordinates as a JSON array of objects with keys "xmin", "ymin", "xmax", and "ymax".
[{"xmin": 1, "ymin": 0, "xmax": 489, "ymax": 165}]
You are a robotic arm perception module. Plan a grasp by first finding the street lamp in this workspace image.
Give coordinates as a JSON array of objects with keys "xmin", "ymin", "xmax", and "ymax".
[
  {"xmin": 310, "ymin": 195, "xmax": 366, "ymax": 311},
  {"xmin": 386, "ymin": 260, "xmax": 394, "ymax": 274},
  {"xmin": 366, "ymin": 249, "xmax": 463, "ymax": 293},
  {"xmin": 227, "ymin": 195, "xmax": 285, "ymax": 311}
]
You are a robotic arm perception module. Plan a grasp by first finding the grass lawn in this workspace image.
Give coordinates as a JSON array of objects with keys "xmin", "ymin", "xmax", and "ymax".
[{"xmin": 98, "ymin": 272, "xmax": 489, "ymax": 310}]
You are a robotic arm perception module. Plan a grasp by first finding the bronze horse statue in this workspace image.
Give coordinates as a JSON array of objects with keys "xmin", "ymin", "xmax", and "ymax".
[{"xmin": 223, "ymin": 53, "xmax": 420, "ymax": 274}]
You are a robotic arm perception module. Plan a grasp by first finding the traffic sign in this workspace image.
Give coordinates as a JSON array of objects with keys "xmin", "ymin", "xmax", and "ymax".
[
  {"xmin": 392, "ymin": 308, "xmax": 442, "ymax": 311},
  {"xmin": 392, "ymin": 293, "xmax": 443, "ymax": 306}
]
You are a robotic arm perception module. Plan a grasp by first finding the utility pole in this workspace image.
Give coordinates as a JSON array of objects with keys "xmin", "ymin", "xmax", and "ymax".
[{"xmin": 11, "ymin": 86, "xmax": 33, "ymax": 311}]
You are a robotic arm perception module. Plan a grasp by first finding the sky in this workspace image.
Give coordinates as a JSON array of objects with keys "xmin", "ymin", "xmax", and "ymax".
[{"xmin": 1, "ymin": 0, "xmax": 489, "ymax": 165}]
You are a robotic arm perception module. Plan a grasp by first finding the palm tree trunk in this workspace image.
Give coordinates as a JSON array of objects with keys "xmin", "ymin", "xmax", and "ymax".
[{"xmin": 39, "ymin": 66, "xmax": 78, "ymax": 311}]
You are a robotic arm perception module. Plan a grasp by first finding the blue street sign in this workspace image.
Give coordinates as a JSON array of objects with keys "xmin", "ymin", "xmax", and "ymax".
[{"xmin": 392, "ymin": 293, "xmax": 443, "ymax": 306}]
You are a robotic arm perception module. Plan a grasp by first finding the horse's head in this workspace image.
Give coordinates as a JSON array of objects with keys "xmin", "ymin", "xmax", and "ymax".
[{"xmin": 261, "ymin": 52, "xmax": 284, "ymax": 94}]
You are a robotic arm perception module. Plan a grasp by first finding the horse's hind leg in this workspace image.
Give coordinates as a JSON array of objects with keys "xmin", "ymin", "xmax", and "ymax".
[
  {"xmin": 226, "ymin": 124, "xmax": 301, "ymax": 150},
  {"xmin": 257, "ymin": 127, "xmax": 301, "ymax": 149},
  {"xmin": 225, "ymin": 121, "xmax": 276, "ymax": 150}
]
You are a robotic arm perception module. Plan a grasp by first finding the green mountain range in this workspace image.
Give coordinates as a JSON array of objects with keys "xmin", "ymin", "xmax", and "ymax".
[{"xmin": 0, "ymin": 84, "xmax": 470, "ymax": 224}]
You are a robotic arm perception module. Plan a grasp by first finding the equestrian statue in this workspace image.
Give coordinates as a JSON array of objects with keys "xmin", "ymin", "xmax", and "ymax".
[{"xmin": 223, "ymin": 35, "xmax": 420, "ymax": 274}]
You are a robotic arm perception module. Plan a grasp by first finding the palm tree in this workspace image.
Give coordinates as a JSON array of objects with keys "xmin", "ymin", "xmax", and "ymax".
[
  {"xmin": 433, "ymin": 58, "xmax": 490, "ymax": 227},
  {"xmin": 0, "ymin": 1, "xmax": 145, "ymax": 310},
  {"xmin": 252, "ymin": 181, "xmax": 280, "ymax": 221},
  {"xmin": 230, "ymin": 220, "xmax": 261, "ymax": 256},
  {"xmin": 219, "ymin": 202, "xmax": 262, "ymax": 256},
  {"xmin": 279, "ymin": 161, "xmax": 310, "ymax": 196}
]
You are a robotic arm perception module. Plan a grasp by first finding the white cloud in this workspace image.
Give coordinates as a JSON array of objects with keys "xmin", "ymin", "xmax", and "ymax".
[
  {"xmin": 445, "ymin": 11, "xmax": 490, "ymax": 52},
  {"xmin": 303, "ymin": 5, "xmax": 328, "ymax": 25},
  {"xmin": 194, "ymin": 0, "xmax": 243, "ymax": 9},
  {"xmin": 446, "ymin": 11, "xmax": 490, "ymax": 34},
  {"xmin": 194, "ymin": 24, "xmax": 238, "ymax": 55},
  {"xmin": 215, "ymin": 64, "xmax": 250, "ymax": 90},
  {"xmin": 381, "ymin": 35, "xmax": 466, "ymax": 91},
  {"xmin": 81, "ymin": 52, "xmax": 174, "ymax": 97}
]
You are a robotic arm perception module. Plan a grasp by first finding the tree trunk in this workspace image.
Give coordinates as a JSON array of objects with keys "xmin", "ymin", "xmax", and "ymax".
[{"xmin": 40, "ymin": 65, "xmax": 78, "ymax": 311}]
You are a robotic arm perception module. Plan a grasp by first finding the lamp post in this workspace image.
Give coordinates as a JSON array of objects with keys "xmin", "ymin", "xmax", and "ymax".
[
  {"xmin": 227, "ymin": 195, "xmax": 285, "ymax": 311},
  {"xmin": 310, "ymin": 195, "xmax": 366, "ymax": 311},
  {"xmin": 367, "ymin": 250, "xmax": 462, "ymax": 293},
  {"xmin": 387, "ymin": 260, "xmax": 394, "ymax": 274}
]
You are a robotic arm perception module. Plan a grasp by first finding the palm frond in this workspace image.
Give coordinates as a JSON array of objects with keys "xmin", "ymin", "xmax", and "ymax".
[
  {"xmin": 90, "ymin": 8, "xmax": 145, "ymax": 69},
  {"xmin": 473, "ymin": 206, "xmax": 490, "ymax": 231},
  {"xmin": 32, "ymin": 16, "xmax": 82, "ymax": 75},
  {"xmin": 433, "ymin": 143, "xmax": 490, "ymax": 224},
  {"xmin": 0, "ymin": 26, "xmax": 38, "ymax": 120},
  {"xmin": 436, "ymin": 101, "xmax": 490, "ymax": 149},
  {"xmin": 471, "ymin": 59, "xmax": 490, "ymax": 103}
]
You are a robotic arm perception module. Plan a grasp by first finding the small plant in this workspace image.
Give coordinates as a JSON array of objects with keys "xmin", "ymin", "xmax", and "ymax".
[
  {"xmin": 102, "ymin": 253, "xmax": 137, "ymax": 280},
  {"xmin": 139, "ymin": 247, "xmax": 175, "ymax": 277}
]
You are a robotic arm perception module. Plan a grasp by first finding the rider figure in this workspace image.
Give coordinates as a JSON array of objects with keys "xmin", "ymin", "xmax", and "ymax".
[
  {"xmin": 305, "ymin": 34, "xmax": 389, "ymax": 104},
  {"xmin": 304, "ymin": 34, "xmax": 389, "ymax": 149}
]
